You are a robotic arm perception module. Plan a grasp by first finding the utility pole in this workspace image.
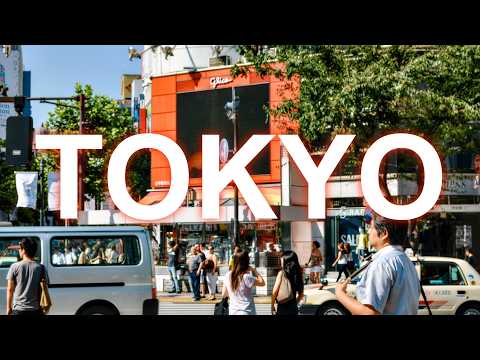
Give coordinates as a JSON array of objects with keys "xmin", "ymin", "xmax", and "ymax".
[
  {"xmin": 232, "ymin": 87, "xmax": 240, "ymax": 247},
  {"xmin": 39, "ymin": 158, "xmax": 45, "ymax": 226},
  {"xmin": 78, "ymin": 94, "xmax": 86, "ymax": 212}
]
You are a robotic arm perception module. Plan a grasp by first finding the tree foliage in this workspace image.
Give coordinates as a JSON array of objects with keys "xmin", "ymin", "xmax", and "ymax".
[
  {"xmin": 233, "ymin": 45, "xmax": 480, "ymax": 160},
  {"xmin": 44, "ymin": 83, "xmax": 149, "ymax": 206},
  {"xmin": 233, "ymin": 45, "xmax": 480, "ymax": 246},
  {"xmin": 0, "ymin": 139, "xmax": 16, "ymax": 214}
]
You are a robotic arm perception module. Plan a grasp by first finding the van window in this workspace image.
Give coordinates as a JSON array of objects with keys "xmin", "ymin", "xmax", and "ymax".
[
  {"xmin": 0, "ymin": 237, "xmax": 41, "ymax": 267},
  {"xmin": 50, "ymin": 236, "xmax": 141, "ymax": 267}
]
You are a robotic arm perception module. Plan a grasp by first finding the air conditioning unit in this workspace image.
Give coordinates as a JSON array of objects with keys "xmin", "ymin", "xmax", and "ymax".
[{"xmin": 209, "ymin": 55, "xmax": 231, "ymax": 67}]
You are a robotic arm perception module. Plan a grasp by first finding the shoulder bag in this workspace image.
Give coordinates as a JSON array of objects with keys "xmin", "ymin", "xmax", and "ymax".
[
  {"xmin": 214, "ymin": 297, "xmax": 229, "ymax": 316},
  {"xmin": 277, "ymin": 271, "xmax": 295, "ymax": 304},
  {"xmin": 39, "ymin": 265, "xmax": 52, "ymax": 315}
]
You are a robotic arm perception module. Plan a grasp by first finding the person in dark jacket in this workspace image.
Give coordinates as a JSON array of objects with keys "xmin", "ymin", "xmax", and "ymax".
[{"xmin": 465, "ymin": 248, "xmax": 479, "ymax": 271}]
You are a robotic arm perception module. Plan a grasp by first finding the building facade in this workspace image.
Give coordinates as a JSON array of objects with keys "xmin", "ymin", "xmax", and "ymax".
[
  {"xmin": 79, "ymin": 45, "xmax": 480, "ymax": 272},
  {"xmin": 0, "ymin": 45, "xmax": 25, "ymax": 140}
]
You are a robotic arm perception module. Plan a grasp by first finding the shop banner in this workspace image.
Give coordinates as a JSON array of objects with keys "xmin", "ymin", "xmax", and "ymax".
[
  {"xmin": 15, "ymin": 171, "xmax": 38, "ymax": 209},
  {"xmin": 47, "ymin": 172, "xmax": 60, "ymax": 211}
]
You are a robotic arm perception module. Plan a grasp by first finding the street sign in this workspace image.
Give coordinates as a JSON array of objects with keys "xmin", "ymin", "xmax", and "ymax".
[{"xmin": 219, "ymin": 138, "xmax": 229, "ymax": 164}]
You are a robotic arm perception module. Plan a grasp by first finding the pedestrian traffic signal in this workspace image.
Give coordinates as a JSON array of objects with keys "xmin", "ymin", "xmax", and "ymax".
[{"xmin": 6, "ymin": 116, "xmax": 33, "ymax": 166}]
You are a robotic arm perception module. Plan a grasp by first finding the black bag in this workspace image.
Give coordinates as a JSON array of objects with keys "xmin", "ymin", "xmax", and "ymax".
[
  {"xmin": 347, "ymin": 261, "xmax": 355, "ymax": 271},
  {"xmin": 214, "ymin": 297, "xmax": 229, "ymax": 316}
]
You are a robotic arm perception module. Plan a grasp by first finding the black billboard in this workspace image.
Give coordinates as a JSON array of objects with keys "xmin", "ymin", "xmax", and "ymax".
[{"xmin": 177, "ymin": 83, "xmax": 270, "ymax": 178}]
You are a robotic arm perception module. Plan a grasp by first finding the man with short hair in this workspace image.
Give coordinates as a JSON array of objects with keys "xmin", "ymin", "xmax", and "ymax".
[
  {"xmin": 167, "ymin": 240, "xmax": 181, "ymax": 294},
  {"xmin": 52, "ymin": 247, "xmax": 65, "ymax": 265},
  {"xmin": 336, "ymin": 214, "xmax": 420, "ymax": 315},
  {"xmin": 65, "ymin": 246, "xmax": 77, "ymax": 265},
  {"xmin": 188, "ymin": 245, "xmax": 203, "ymax": 301},
  {"xmin": 6, "ymin": 238, "xmax": 49, "ymax": 315}
]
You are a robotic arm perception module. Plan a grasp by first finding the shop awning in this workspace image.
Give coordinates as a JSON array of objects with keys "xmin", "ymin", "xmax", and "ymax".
[
  {"xmin": 139, "ymin": 186, "xmax": 282, "ymax": 206},
  {"xmin": 220, "ymin": 187, "xmax": 281, "ymax": 206},
  {"xmin": 138, "ymin": 191, "xmax": 168, "ymax": 205}
]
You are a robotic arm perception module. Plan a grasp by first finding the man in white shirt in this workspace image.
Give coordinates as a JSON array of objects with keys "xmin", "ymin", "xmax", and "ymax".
[
  {"xmin": 65, "ymin": 246, "xmax": 77, "ymax": 265},
  {"xmin": 52, "ymin": 247, "xmax": 66, "ymax": 265},
  {"xmin": 336, "ymin": 213, "xmax": 420, "ymax": 315}
]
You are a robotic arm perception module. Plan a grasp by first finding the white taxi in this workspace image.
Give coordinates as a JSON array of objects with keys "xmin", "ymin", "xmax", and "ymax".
[{"xmin": 300, "ymin": 256, "xmax": 480, "ymax": 315}]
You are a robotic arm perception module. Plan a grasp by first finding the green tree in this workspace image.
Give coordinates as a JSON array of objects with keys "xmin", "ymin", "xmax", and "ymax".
[
  {"xmin": 0, "ymin": 139, "xmax": 42, "ymax": 225},
  {"xmin": 233, "ymin": 45, "xmax": 480, "ymax": 158},
  {"xmin": 233, "ymin": 45, "xmax": 480, "ymax": 247},
  {"xmin": 0, "ymin": 139, "xmax": 16, "ymax": 215},
  {"xmin": 44, "ymin": 83, "xmax": 150, "ymax": 208}
]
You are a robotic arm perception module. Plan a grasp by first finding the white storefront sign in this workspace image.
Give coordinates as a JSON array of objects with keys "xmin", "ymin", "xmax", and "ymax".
[{"xmin": 210, "ymin": 76, "xmax": 232, "ymax": 88}]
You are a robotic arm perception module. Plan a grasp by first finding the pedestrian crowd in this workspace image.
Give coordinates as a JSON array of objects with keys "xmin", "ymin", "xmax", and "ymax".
[
  {"xmin": 51, "ymin": 239, "xmax": 126, "ymax": 266},
  {"xmin": 167, "ymin": 241, "xmax": 219, "ymax": 301}
]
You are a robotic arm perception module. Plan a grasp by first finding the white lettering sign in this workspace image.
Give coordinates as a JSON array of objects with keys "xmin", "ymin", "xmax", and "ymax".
[{"xmin": 210, "ymin": 77, "xmax": 233, "ymax": 89}]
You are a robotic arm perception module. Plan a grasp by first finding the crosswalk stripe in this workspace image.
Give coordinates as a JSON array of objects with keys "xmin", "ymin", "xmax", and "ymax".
[{"xmin": 158, "ymin": 303, "xmax": 272, "ymax": 315}]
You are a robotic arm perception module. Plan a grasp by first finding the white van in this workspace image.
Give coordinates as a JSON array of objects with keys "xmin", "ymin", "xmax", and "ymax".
[{"xmin": 0, "ymin": 226, "xmax": 158, "ymax": 315}]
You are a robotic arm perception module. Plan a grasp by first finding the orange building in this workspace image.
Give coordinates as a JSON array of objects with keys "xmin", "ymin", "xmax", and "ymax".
[
  {"xmin": 139, "ymin": 63, "xmax": 304, "ymax": 268},
  {"xmin": 142, "ymin": 64, "xmax": 297, "ymax": 189}
]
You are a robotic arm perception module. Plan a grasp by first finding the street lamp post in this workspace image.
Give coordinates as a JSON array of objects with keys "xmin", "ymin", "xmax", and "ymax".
[
  {"xmin": 39, "ymin": 157, "xmax": 45, "ymax": 226},
  {"xmin": 78, "ymin": 94, "xmax": 86, "ymax": 212},
  {"xmin": 233, "ymin": 88, "xmax": 240, "ymax": 248},
  {"xmin": 225, "ymin": 88, "xmax": 240, "ymax": 247}
]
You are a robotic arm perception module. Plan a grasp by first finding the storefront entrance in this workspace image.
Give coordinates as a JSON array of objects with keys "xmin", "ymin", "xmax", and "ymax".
[
  {"xmin": 156, "ymin": 222, "xmax": 280, "ymax": 267},
  {"xmin": 325, "ymin": 215, "xmax": 365, "ymax": 270}
]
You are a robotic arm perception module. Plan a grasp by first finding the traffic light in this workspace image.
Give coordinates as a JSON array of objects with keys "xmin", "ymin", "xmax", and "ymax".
[
  {"xmin": 0, "ymin": 84, "xmax": 8, "ymax": 96},
  {"xmin": 5, "ymin": 116, "xmax": 33, "ymax": 166},
  {"xmin": 224, "ymin": 96, "xmax": 240, "ymax": 121}
]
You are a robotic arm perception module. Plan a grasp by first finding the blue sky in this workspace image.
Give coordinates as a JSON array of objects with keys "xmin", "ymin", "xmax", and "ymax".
[{"xmin": 22, "ymin": 45, "xmax": 143, "ymax": 128}]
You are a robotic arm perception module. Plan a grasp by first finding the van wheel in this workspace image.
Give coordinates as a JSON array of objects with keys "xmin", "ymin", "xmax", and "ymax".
[
  {"xmin": 316, "ymin": 302, "xmax": 349, "ymax": 316},
  {"xmin": 80, "ymin": 305, "xmax": 117, "ymax": 315},
  {"xmin": 456, "ymin": 303, "xmax": 480, "ymax": 316}
]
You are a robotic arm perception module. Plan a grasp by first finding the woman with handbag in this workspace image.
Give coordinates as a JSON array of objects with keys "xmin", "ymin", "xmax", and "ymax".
[{"xmin": 271, "ymin": 250, "xmax": 304, "ymax": 315}]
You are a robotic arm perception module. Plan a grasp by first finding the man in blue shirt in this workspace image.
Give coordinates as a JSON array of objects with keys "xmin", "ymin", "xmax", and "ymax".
[{"xmin": 336, "ymin": 213, "xmax": 420, "ymax": 315}]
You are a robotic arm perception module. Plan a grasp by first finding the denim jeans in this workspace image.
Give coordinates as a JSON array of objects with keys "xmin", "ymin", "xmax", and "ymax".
[
  {"xmin": 189, "ymin": 271, "xmax": 201, "ymax": 299},
  {"xmin": 168, "ymin": 266, "xmax": 180, "ymax": 292}
]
